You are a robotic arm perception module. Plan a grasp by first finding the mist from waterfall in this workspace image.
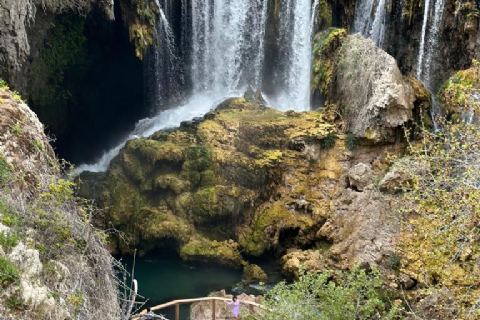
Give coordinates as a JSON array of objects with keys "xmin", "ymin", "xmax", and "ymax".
[{"xmin": 76, "ymin": 0, "xmax": 316, "ymax": 174}]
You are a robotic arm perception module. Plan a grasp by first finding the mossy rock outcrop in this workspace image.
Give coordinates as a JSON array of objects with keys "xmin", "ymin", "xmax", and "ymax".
[
  {"xmin": 79, "ymin": 95, "xmax": 418, "ymax": 270},
  {"xmin": 439, "ymin": 60, "xmax": 480, "ymax": 124},
  {"xmin": 78, "ymin": 97, "xmax": 338, "ymax": 265}
]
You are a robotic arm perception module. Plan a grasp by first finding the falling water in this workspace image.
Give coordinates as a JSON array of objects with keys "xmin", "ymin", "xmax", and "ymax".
[
  {"xmin": 416, "ymin": 0, "xmax": 447, "ymax": 129},
  {"xmin": 274, "ymin": 0, "xmax": 315, "ymax": 111},
  {"xmin": 76, "ymin": 0, "xmax": 317, "ymax": 173},
  {"xmin": 145, "ymin": 4, "xmax": 182, "ymax": 111},
  {"xmin": 416, "ymin": 0, "xmax": 447, "ymax": 87},
  {"xmin": 191, "ymin": 0, "xmax": 267, "ymax": 95},
  {"xmin": 354, "ymin": 0, "xmax": 387, "ymax": 47},
  {"xmin": 311, "ymin": 0, "xmax": 320, "ymax": 36}
]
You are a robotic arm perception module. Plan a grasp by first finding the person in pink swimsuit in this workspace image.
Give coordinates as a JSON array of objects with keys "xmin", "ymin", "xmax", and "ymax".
[{"xmin": 226, "ymin": 295, "xmax": 243, "ymax": 319}]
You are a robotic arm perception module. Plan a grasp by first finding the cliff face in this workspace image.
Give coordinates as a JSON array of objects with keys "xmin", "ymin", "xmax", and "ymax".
[{"xmin": 0, "ymin": 83, "xmax": 120, "ymax": 320}]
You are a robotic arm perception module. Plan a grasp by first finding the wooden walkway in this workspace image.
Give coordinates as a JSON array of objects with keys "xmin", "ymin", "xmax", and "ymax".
[{"xmin": 131, "ymin": 296, "xmax": 265, "ymax": 320}]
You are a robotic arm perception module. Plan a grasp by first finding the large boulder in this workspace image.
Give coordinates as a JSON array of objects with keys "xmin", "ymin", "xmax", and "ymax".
[
  {"xmin": 332, "ymin": 34, "xmax": 430, "ymax": 141},
  {"xmin": 312, "ymin": 30, "xmax": 431, "ymax": 142}
]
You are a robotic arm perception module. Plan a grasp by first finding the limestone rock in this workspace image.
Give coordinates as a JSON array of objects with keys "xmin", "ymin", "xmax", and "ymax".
[
  {"xmin": 379, "ymin": 159, "xmax": 428, "ymax": 192},
  {"xmin": 281, "ymin": 250, "xmax": 326, "ymax": 279},
  {"xmin": 243, "ymin": 264, "xmax": 268, "ymax": 283},
  {"xmin": 332, "ymin": 34, "xmax": 430, "ymax": 142},
  {"xmin": 0, "ymin": 0, "xmax": 35, "ymax": 75},
  {"xmin": 345, "ymin": 163, "xmax": 373, "ymax": 191}
]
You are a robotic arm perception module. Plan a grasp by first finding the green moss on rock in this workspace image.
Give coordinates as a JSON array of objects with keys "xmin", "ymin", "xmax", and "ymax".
[
  {"xmin": 439, "ymin": 60, "xmax": 480, "ymax": 122},
  {"xmin": 243, "ymin": 263, "xmax": 268, "ymax": 283},
  {"xmin": 180, "ymin": 238, "xmax": 245, "ymax": 268},
  {"xmin": 239, "ymin": 204, "xmax": 298, "ymax": 256},
  {"xmin": 312, "ymin": 28, "xmax": 348, "ymax": 99}
]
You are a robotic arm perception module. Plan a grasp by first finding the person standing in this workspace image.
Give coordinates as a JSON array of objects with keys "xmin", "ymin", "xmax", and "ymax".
[
  {"xmin": 144, "ymin": 308, "xmax": 156, "ymax": 320},
  {"xmin": 226, "ymin": 296, "xmax": 243, "ymax": 320}
]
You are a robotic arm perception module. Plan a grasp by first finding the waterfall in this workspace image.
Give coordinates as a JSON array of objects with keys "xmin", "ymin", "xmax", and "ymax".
[
  {"xmin": 273, "ymin": 0, "xmax": 315, "ymax": 111},
  {"xmin": 76, "ymin": 0, "xmax": 317, "ymax": 174},
  {"xmin": 354, "ymin": 0, "xmax": 387, "ymax": 47},
  {"xmin": 191, "ymin": 0, "xmax": 267, "ymax": 95},
  {"xmin": 145, "ymin": 4, "xmax": 182, "ymax": 111},
  {"xmin": 416, "ymin": 0, "xmax": 447, "ymax": 129},
  {"xmin": 416, "ymin": 0, "xmax": 446, "ymax": 88},
  {"xmin": 311, "ymin": 0, "xmax": 320, "ymax": 36}
]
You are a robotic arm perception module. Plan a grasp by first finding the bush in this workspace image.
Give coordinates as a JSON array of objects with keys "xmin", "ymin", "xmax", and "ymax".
[
  {"xmin": 320, "ymin": 132, "xmax": 337, "ymax": 150},
  {"xmin": 0, "ymin": 155, "xmax": 9, "ymax": 185},
  {"xmin": 0, "ymin": 78, "xmax": 7, "ymax": 89},
  {"xmin": 388, "ymin": 254, "xmax": 401, "ymax": 271},
  {"xmin": 345, "ymin": 133, "xmax": 359, "ymax": 150},
  {"xmin": 0, "ymin": 257, "xmax": 20, "ymax": 288},
  {"xmin": 0, "ymin": 232, "xmax": 20, "ymax": 252},
  {"xmin": 262, "ymin": 266, "xmax": 401, "ymax": 320}
]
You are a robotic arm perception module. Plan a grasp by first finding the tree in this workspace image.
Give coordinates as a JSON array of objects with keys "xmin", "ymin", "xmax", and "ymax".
[
  {"xmin": 396, "ymin": 121, "xmax": 480, "ymax": 319},
  {"xmin": 261, "ymin": 266, "xmax": 401, "ymax": 320}
]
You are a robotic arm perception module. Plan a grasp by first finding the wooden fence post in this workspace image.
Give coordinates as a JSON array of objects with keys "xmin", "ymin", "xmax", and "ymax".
[
  {"xmin": 212, "ymin": 300, "xmax": 216, "ymax": 320},
  {"xmin": 175, "ymin": 304, "xmax": 180, "ymax": 320}
]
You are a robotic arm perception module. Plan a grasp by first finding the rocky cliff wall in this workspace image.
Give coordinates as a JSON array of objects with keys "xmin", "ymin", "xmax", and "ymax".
[{"xmin": 0, "ymin": 82, "xmax": 120, "ymax": 320}]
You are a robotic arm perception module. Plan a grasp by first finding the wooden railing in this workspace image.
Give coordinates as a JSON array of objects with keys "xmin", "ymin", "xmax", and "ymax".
[{"xmin": 131, "ymin": 297, "xmax": 264, "ymax": 320}]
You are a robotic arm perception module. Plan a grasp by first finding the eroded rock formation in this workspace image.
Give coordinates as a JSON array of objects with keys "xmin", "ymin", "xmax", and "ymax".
[{"xmin": 0, "ymin": 85, "xmax": 120, "ymax": 320}]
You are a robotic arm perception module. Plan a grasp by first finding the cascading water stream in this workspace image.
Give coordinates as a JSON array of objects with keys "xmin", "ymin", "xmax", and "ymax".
[
  {"xmin": 76, "ymin": 0, "xmax": 317, "ymax": 174},
  {"xmin": 416, "ymin": 0, "xmax": 447, "ymax": 129},
  {"xmin": 273, "ymin": 0, "xmax": 315, "ymax": 111},
  {"xmin": 354, "ymin": 0, "xmax": 387, "ymax": 47}
]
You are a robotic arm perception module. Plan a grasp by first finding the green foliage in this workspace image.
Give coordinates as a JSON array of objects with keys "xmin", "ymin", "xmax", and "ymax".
[
  {"xmin": 312, "ymin": 28, "xmax": 347, "ymax": 97},
  {"xmin": 439, "ymin": 60, "xmax": 480, "ymax": 121},
  {"xmin": 320, "ymin": 132, "xmax": 337, "ymax": 150},
  {"xmin": 67, "ymin": 290, "xmax": 84, "ymax": 316},
  {"xmin": 12, "ymin": 123, "xmax": 22, "ymax": 136},
  {"xmin": 12, "ymin": 91, "xmax": 23, "ymax": 103},
  {"xmin": 30, "ymin": 14, "xmax": 88, "ymax": 133},
  {"xmin": 0, "ymin": 232, "xmax": 21, "ymax": 252},
  {"xmin": 5, "ymin": 293, "xmax": 26, "ymax": 311},
  {"xmin": 345, "ymin": 133, "xmax": 359, "ymax": 150},
  {"xmin": 0, "ymin": 257, "xmax": 20, "ymax": 288},
  {"xmin": 262, "ymin": 266, "xmax": 401, "ymax": 320},
  {"xmin": 0, "ymin": 155, "xmax": 10, "ymax": 186},
  {"xmin": 397, "ymin": 122, "xmax": 480, "ymax": 318},
  {"xmin": 387, "ymin": 254, "xmax": 401, "ymax": 271},
  {"xmin": 0, "ymin": 78, "xmax": 8, "ymax": 89},
  {"xmin": 0, "ymin": 201, "xmax": 22, "ymax": 228}
]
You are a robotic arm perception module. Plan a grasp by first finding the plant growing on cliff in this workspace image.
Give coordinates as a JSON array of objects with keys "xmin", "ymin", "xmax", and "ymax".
[
  {"xmin": 439, "ymin": 60, "xmax": 480, "ymax": 122},
  {"xmin": 320, "ymin": 132, "xmax": 337, "ymax": 150},
  {"xmin": 261, "ymin": 266, "xmax": 401, "ymax": 320},
  {"xmin": 396, "ymin": 121, "xmax": 480, "ymax": 319},
  {"xmin": 0, "ymin": 257, "xmax": 20, "ymax": 288}
]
